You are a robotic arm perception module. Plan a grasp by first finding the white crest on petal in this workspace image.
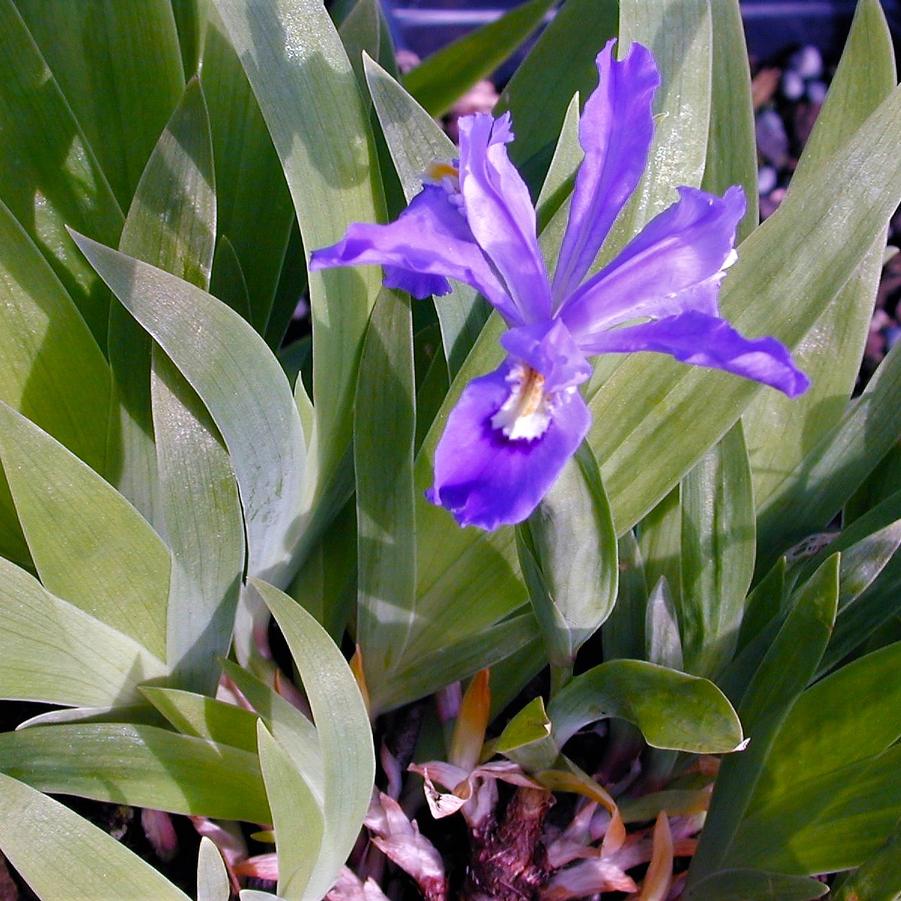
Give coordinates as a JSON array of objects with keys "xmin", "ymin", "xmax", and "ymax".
[{"xmin": 491, "ymin": 363, "xmax": 554, "ymax": 440}]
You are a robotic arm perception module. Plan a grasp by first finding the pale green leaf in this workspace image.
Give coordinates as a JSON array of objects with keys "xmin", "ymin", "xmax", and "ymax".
[
  {"xmin": 639, "ymin": 487, "xmax": 682, "ymax": 611},
  {"xmin": 0, "ymin": 772, "xmax": 189, "ymax": 901},
  {"xmin": 257, "ymin": 722, "xmax": 324, "ymax": 900},
  {"xmin": 110, "ymin": 76, "xmax": 218, "ymax": 525},
  {"xmin": 197, "ymin": 836, "xmax": 231, "ymax": 901},
  {"xmin": 0, "ymin": 402, "xmax": 170, "ymax": 659},
  {"xmin": 756, "ymin": 342, "xmax": 901, "ymax": 569},
  {"xmin": 220, "ymin": 660, "xmax": 324, "ymax": 801},
  {"xmin": 0, "ymin": 557, "xmax": 167, "ymax": 708},
  {"xmin": 153, "ymin": 349, "xmax": 244, "ymax": 693},
  {"xmin": 0, "ymin": 200, "xmax": 111, "ymax": 473},
  {"xmin": 338, "ymin": 0, "xmax": 380, "ymax": 93},
  {"xmin": 0, "ymin": 724, "xmax": 270, "ymax": 823},
  {"xmin": 591, "ymin": 85, "xmax": 901, "ymax": 535},
  {"xmin": 701, "ymin": 0, "xmax": 758, "ymax": 239},
  {"xmin": 141, "ymin": 686, "xmax": 260, "ymax": 753},
  {"xmin": 213, "ymin": 0, "xmax": 384, "ymax": 498},
  {"xmin": 534, "ymin": 93, "xmax": 582, "ymax": 259},
  {"xmin": 608, "ymin": 0, "xmax": 712, "ymax": 250},
  {"xmin": 645, "ymin": 577, "xmax": 682, "ymax": 670},
  {"xmin": 70, "ymin": 234, "xmax": 305, "ymax": 589},
  {"xmin": 0, "ymin": 198, "xmax": 112, "ymax": 564},
  {"xmin": 744, "ymin": 0, "xmax": 895, "ymax": 516},
  {"xmin": 253, "ymin": 580, "xmax": 374, "ymax": 899}
]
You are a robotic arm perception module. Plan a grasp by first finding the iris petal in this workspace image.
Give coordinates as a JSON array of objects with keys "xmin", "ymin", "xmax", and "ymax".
[
  {"xmin": 458, "ymin": 114, "xmax": 552, "ymax": 324},
  {"xmin": 581, "ymin": 310, "xmax": 810, "ymax": 397},
  {"xmin": 561, "ymin": 186, "xmax": 746, "ymax": 338},
  {"xmin": 427, "ymin": 362, "xmax": 591, "ymax": 529},
  {"xmin": 310, "ymin": 184, "xmax": 514, "ymax": 316},
  {"xmin": 500, "ymin": 318, "xmax": 591, "ymax": 393},
  {"xmin": 552, "ymin": 40, "xmax": 660, "ymax": 303}
]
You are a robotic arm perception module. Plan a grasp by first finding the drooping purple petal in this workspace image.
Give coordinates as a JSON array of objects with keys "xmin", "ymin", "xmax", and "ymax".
[
  {"xmin": 551, "ymin": 40, "xmax": 660, "ymax": 304},
  {"xmin": 580, "ymin": 311, "xmax": 810, "ymax": 396},
  {"xmin": 310, "ymin": 184, "xmax": 518, "ymax": 319},
  {"xmin": 383, "ymin": 266, "xmax": 452, "ymax": 298},
  {"xmin": 501, "ymin": 318, "xmax": 591, "ymax": 393},
  {"xmin": 561, "ymin": 186, "xmax": 746, "ymax": 339},
  {"xmin": 458, "ymin": 114, "xmax": 552, "ymax": 324},
  {"xmin": 426, "ymin": 362, "xmax": 591, "ymax": 529}
]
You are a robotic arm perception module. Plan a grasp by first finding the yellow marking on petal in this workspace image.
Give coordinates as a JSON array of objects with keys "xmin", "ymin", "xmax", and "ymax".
[
  {"xmin": 518, "ymin": 368, "xmax": 546, "ymax": 418},
  {"xmin": 426, "ymin": 161, "xmax": 459, "ymax": 181}
]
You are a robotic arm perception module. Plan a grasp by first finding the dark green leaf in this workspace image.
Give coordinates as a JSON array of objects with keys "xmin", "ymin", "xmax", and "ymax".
[
  {"xmin": 684, "ymin": 869, "xmax": 827, "ymax": 901},
  {"xmin": 497, "ymin": 0, "xmax": 618, "ymax": 187},
  {"xmin": 0, "ymin": 0, "xmax": 124, "ymax": 344},
  {"xmin": 364, "ymin": 54, "xmax": 488, "ymax": 376},
  {"xmin": 756, "ymin": 343, "xmax": 901, "ymax": 570},
  {"xmin": 404, "ymin": 0, "xmax": 554, "ymax": 118},
  {"xmin": 687, "ymin": 555, "xmax": 839, "ymax": 887},
  {"xmin": 354, "ymin": 289, "xmax": 417, "ymax": 706},
  {"xmin": 201, "ymin": 9, "xmax": 295, "ymax": 333},
  {"xmin": 548, "ymin": 659, "xmax": 742, "ymax": 753},
  {"xmin": 679, "ymin": 421, "xmax": 754, "ymax": 678},
  {"xmin": 518, "ymin": 443, "xmax": 618, "ymax": 668},
  {"xmin": 15, "ymin": 0, "xmax": 184, "ymax": 210}
]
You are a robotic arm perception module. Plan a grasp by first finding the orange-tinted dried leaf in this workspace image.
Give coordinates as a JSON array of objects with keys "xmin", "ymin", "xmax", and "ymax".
[{"xmin": 638, "ymin": 812, "xmax": 673, "ymax": 901}]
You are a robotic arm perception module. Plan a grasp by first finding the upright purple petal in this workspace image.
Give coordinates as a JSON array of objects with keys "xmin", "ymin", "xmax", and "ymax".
[
  {"xmin": 561, "ymin": 186, "xmax": 746, "ymax": 339},
  {"xmin": 581, "ymin": 311, "xmax": 810, "ymax": 397},
  {"xmin": 427, "ymin": 362, "xmax": 591, "ymax": 529},
  {"xmin": 551, "ymin": 40, "xmax": 660, "ymax": 304},
  {"xmin": 310, "ymin": 184, "xmax": 518, "ymax": 320},
  {"xmin": 458, "ymin": 114, "xmax": 552, "ymax": 323},
  {"xmin": 500, "ymin": 318, "xmax": 591, "ymax": 393}
]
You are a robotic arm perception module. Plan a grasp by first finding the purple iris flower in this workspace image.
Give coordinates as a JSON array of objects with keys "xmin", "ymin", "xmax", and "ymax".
[{"xmin": 311, "ymin": 41, "xmax": 809, "ymax": 531}]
